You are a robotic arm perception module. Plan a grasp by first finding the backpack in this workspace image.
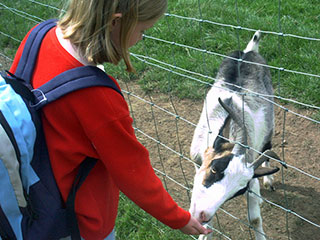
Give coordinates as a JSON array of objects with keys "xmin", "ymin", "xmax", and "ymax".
[{"xmin": 0, "ymin": 19, "xmax": 123, "ymax": 240}]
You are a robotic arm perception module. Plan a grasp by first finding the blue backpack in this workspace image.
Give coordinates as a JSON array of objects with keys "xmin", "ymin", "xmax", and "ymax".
[{"xmin": 0, "ymin": 19, "xmax": 123, "ymax": 240}]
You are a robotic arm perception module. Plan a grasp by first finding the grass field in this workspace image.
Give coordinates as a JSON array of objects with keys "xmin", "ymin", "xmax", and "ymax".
[
  {"xmin": 1, "ymin": 0, "xmax": 319, "ymax": 107},
  {"xmin": 0, "ymin": 0, "xmax": 319, "ymax": 239}
]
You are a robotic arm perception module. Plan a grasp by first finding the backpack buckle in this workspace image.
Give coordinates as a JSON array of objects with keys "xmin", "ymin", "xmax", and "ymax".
[{"xmin": 30, "ymin": 88, "xmax": 47, "ymax": 108}]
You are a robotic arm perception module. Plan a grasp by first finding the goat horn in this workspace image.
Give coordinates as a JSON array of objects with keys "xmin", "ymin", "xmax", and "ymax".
[
  {"xmin": 251, "ymin": 150, "xmax": 280, "ymax": 170},
  {"xmin": 218, "ymin": 97, "xmax": 248, "ymax": 155}
]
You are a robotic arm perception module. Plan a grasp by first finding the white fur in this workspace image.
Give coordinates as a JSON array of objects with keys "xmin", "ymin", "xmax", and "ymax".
[{"xmin": 246, "ymin": 179, "xmax": 266, "ymax": 240}]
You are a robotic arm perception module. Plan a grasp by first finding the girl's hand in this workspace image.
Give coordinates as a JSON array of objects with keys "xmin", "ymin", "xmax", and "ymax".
[{"xmin": 179, "ymin": 216, "xmax": 212, "ymax": 235}]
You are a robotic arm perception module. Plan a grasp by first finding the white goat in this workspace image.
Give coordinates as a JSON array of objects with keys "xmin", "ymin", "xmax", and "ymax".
[{"xmin": 189, "ymin": 31, "xmax": 280, "ymax": 240}]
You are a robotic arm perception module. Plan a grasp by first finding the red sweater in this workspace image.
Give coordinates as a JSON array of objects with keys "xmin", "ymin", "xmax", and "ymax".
[{"xmin": 10, "ymin": 25, "xmax": 190, "ymax": 239}]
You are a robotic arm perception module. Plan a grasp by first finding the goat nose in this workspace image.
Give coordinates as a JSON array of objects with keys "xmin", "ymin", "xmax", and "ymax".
[{"xmin": 200, "ymin": 211, "xmax": 210, "ymax": 223}]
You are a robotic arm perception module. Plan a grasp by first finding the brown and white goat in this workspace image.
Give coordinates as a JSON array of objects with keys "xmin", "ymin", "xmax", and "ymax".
[{"xmin": 189, "ymin": 31, "xmax": 280, "ymax": 240}]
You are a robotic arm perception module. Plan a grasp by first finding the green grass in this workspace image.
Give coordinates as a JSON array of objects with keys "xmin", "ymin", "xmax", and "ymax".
[
  {"xmin": 1, "ymin": 0, "xmax": 319, "ymax": 107},
  {"xmin": 116, "ymin": 193, "xmax": 191, "ymax": 240},
  {"xmin": 0, "ymin": 0, "xmax": 319, "ymax": 238}
]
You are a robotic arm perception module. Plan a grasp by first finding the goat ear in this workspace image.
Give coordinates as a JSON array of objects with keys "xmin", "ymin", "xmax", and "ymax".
[
  {"xmin": 218, "ymin": 97, "xmax": 248, "ymax": 156},
  {"xmin": 250, "ymin": 150, "xmax": 280, "ymax": 170},
  {"xmin": 213, "ymin": 116, "xmax": 231, "ymax": 152},
  {"xmin": 253, "ymin": 167, "xmax": 279, "ymax": 178}
]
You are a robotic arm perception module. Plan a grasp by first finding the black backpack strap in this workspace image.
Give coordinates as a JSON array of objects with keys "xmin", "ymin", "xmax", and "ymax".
[
  {"xmin": 44, "ymin": 67, "xmax": 123, "ymax": 240},
  {"xmin": 33, "ymin": 66, "xmax": 123, "ymax": 240},
  {"xmin": 32, "ymin": 65, "xmax": 124, "ymax": 110},
  {"xmin": 15, "ymin": 19, "xmax": 57, "ymax": 82},
  {"xmin": 2, "ymin": 71, "xmax": 35, "ymax": 103},
  {"xmin": 66, "ymin": 157, "xmax": 98, "ymax": 240}
]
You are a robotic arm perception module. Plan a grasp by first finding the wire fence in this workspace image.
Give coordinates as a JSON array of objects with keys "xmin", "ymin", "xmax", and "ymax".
[{"xmin": 0, "ymin": 0, "xmax": 319, "ymax": 239}]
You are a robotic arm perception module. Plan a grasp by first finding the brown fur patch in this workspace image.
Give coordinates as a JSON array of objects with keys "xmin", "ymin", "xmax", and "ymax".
[
  {"xmin": 202, "ymin": 144, "xmax": 234, "ymax": 169},
  {"xmin": 201, "ymin": 144, "xmax": 235, "ymax": 185}
]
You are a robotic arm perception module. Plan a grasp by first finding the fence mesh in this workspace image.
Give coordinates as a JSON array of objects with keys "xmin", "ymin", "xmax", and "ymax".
[{"xmin": 0, "ymin": 1, "xmax": 319, "ymax": 239}]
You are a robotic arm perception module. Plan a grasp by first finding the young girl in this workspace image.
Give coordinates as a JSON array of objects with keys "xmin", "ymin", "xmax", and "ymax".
[{"xmin": 10, "ymin": 0, "xmax": 211, "ymax": 239}]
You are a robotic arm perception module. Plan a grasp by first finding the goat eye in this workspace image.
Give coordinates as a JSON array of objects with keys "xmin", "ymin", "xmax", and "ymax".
[
  {"xmin": 211, "ymin": 154, "xmax": 233, "ymax": 172},
  {"xmin": 203, "ymin": 167, "xmax": 224, "ymax": 188},
  {"xmin": 202, "ymin": 155, "xmax": 233, "ymax": 188}
]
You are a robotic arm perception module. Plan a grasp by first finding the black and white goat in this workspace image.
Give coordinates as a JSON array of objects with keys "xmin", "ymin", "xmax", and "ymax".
[{"xmin": 189, "ymin": 31, "xmax": 280, "ymax": 240}]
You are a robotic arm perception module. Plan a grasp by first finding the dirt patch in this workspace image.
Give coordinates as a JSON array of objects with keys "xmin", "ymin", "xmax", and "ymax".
[{"xmin": 119, "ymin": 79, "xmax": 320, "ymax": 240}]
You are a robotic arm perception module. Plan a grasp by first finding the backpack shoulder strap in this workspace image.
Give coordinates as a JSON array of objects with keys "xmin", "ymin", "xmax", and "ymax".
[
  {"xmin": 15, "ymin": 19, "xmax": 57, "ymax": 82},
  {"xmin": 10, "ymin": 19, "xmax": 123, "ymax": 109},
  {"xmin": 32, "ymin": 65, "xmax": 124, "ymax": 110}
]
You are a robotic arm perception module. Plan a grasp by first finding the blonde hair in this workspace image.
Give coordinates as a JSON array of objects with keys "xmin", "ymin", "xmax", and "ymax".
[{"xmin": 58, "ymin": 0, "xmax": 167, "ymax": 72}]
